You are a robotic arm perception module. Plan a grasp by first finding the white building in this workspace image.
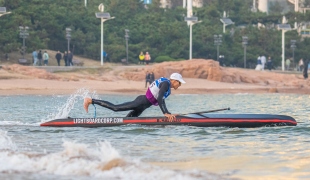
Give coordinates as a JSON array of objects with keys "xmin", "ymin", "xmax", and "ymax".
[
  {"xmin": 256, "ymin": 0, "xmax": 310, "ymax": 14},
  {"xmin": 258, "ymin": 0, "xmax": 269, "ymax": 13},
  {"xmin": 192, "ymin": 0, "xmax": 203, "ymax": 8},
  {"xmin": 287, "ymin": 0, "xmax": 310, "ymax": 13},
  {"xmin": 160, "ymin": 0, "xmax": 172, "ymax": 8},
  {"xmin": 159, "ymin": 0, "xmax": 203, "ymax": 8}
]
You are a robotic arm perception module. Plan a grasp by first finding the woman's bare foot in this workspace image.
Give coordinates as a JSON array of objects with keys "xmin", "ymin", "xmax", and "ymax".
[{"xmin": 83, "ymin": 98, "xmax": 92, "ymax": 113}]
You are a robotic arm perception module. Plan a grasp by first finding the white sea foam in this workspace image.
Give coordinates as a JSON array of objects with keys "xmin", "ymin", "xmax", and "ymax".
[
  {"xmin": 0, "ymin": 134, "xmax": 224, "ymax": 179},
  {"xmin": 43, "ymin": 88, "xmax": 99, "ymax": 123},
  {"xmin": 0, "ymin": 121, "xmax": 37, "ymax": 126},
  {"xmin": 0, "ymin": 130, "xmax": 17, "ymax": 151},
  {"xmin": 234, "ymin": 93, "xmax": 249, "ymax": 95}
]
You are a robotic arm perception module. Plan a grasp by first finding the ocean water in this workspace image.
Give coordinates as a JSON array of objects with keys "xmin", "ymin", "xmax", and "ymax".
[{"xmin": 0, "ymin": 89, "xmax": 309, "ymax": 180}]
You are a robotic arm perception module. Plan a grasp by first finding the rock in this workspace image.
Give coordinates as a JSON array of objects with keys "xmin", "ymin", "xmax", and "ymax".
[
  {"xmin": 268, "ymin": 88, "xmax": 278, "ymax": 93},
  {"xmin": 2, "ymin": 64, "xmax": 60, "ymax": 80}
]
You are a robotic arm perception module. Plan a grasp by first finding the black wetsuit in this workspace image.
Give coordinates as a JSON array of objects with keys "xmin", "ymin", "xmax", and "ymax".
[{"xmin": 92, "ymin": 81, "xmax": 171, "ymax": 117}]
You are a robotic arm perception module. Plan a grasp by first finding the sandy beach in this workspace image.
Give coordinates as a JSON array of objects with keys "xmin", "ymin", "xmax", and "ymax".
[
  {"xmin": 0, "ymin": 77, "xmax": 307, "ymax": 96},
  {"xmin": 0, "ymin": 59, "xmax": 309, "ymax": 95}
]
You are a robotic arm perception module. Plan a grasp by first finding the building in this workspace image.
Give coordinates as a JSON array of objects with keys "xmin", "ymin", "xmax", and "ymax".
[
  {"xmin": 256, "ymin": 0, "xmax": 310, "ymax": 14},
  {"xmin": 258, "ymin": 0, "xmax": 269, "ymax": 13},
  {"xmin": 158, "ymin": 0, "xmax": 203, "ymax": 8},
  {"xmin": 287, "ymin": 0, "xmax": 310, "ymax": 13}
]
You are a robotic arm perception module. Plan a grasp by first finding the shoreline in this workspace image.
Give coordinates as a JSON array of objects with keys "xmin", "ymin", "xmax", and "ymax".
[{"xmin": 0, "ymin": 78, "xmax": 308, "ymax": 95}]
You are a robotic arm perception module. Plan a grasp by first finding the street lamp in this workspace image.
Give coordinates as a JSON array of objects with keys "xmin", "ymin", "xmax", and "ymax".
[
  {"xmin": 214, "ymin": 34, "xmax": 222, "ymax": 61},
  {"xmin": 184, "ymin": 0, "xmax": 201, "ymax": 60},
  {"xmin": 220, "ymin": 12, "xmax": 234, "ymax": 33},
  {"xmin": 19, "ymin": 26, "xmax": 29, "ymax": 60},
  {"xmin": 65, "ymin": 28, "xmax": 71, "ymax": 53},
  {"xmin": 290, "ymin": 40, "xmax": 296, "ymax": 70},
  {"xmin": 277, "ymin": 16, "xmax": 292, "ymax": 71},
  {"xmin": 184, "ymin": 16, "xmax": 201, "ymax": 60},
  {"xmin": 0, "ymin": 7, "xmax": 11, "ymax": 17},
  {"xmin": 96, "ymin": 3, "xmax": 114, "ymax": 66},
  {"xmin": 242, "ymin": 36, "xmax": 248, "ymax": 68},
  {"xmin": 125, "ymin": 29, "xmax": 130, "ymax": 65}
]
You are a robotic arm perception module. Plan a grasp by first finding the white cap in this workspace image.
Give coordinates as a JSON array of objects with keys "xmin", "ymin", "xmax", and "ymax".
[{"xmin": 170, "ymin": 73, "xmax": 186, "ymax": 84}]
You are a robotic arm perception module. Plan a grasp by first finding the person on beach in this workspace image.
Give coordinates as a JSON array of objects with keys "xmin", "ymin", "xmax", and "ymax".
[
  {"xmin": 303, "ymin": 59, "xmax": 309, "ymax": 79},
  {"xmin": 63, "ymin": 51, "xmax": 68, "ymax": 66},
  {"xmin": 139, "ymin": 51, "xmax": 145, "ymax": 65},
  {"xmin": 267, "ymin": 56, "xmax": 273, "ymax": 71},
  {"xmin": 43, "ymin": 51, "xmax": 49, "ymax": 66},
  {"xmin": 38, "ymin": 50, "xmax": 43, "ymax": 66},
  {"xmin": 32, "ymin": 50, "xmax": 38, "ymax": 66},
  {"xmin": 299, "ymin": 58, "xmax": 304, "ymax": 72},
  {"xmin": 83, "ymin": 73, "xmax": 186, "ymax": 121},
  {"xmin": 55, "ymin": 51, "xmax": 62, "ymax": 66},
  {"xmin": 261, "ymin": 55, "xmax": 266, "ymax": 71},
  {"xmin": 150, "ymin": 71, "xmax": 155, "ymax": 83},
  {"xmin": 145, "ymin": 71, "xmax": 151, "ymax": 88},
  {"xmin": 144, "ymin": 52, "xmax": 151, "ymax": 65}
]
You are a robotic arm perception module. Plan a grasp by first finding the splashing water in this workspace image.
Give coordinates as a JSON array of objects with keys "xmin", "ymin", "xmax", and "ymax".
[
  {"xmin": 43, "ymin": 88, "xmax": 99, "ymax": 122},
  {"xmin": 0, "ymin": 138, "xmax": 222, "ymax": 179},
  {"xmin": 0, "ymin": 130, "xmax": 17, "ymax": 151}
]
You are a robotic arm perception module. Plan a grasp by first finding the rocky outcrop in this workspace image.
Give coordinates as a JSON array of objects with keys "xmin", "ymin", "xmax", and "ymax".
[
  {"xmin": 120, "ymin": 59, "xmax": 309, "ymax": 89},
  {"xmin": 2, "ymin": 64, "xmax": 61, "ymax": 80},
  {"xmin": 2, "ymin": 60, "xmax": 310, "ymax": 90},
  {"xmin": 121, "ymin": 59, "xmax": 222, "ymax": 81}
]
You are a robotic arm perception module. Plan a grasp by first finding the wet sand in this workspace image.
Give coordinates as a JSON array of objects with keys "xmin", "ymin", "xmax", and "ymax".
[{"xmin": 0, "ymin": 78, "xmax": 307, "ymax": 96}]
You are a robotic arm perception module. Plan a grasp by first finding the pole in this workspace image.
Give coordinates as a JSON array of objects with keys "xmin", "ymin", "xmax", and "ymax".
[
  {"xmin": 101, "ymin": 18, "xmax": 104, "ymax": 66},
  {"xmin": 293, "ymin": 49, "xmax": 295, "ymax": 70},
  {"xmin": 223, "ymin": 24, "xmax": 225, "ymax": 33},
  {"xmin": 23, "ymin": 37, "xmax": 25, "ymax": 59},
  {"xmin": 189, "ymin": 23, "xmax": 192, "ymax": 60},
  {"xmin": 244, "ymin": 45, "xmax": 246, "ymax": 69},
  {"xmin": 217, "ymin": 45, "xmax": 219, "ymax": 61},
  {"xmin": 282, "ymin": 30, "xmax": 285, "ymax": 71},
  {"xmin": 126, "ymin": 38, "xmax": 128, "ymax": 64}
]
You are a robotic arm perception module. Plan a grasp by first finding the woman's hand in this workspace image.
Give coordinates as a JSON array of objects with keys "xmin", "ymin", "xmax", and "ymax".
[{"xmin": 164, "ymin": 113, "xmax": 177, "ymax": 122}]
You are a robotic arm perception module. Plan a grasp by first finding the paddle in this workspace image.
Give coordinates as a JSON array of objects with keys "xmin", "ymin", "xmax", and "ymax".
[{"xmin": 181, "ymin": 107, "xmax": 230, "ymax": 115}]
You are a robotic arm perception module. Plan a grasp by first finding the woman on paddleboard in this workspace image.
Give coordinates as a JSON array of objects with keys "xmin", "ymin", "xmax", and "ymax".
[{"xmin": 83, "ymin": 73, "xmax": 186, "ymax": 121}]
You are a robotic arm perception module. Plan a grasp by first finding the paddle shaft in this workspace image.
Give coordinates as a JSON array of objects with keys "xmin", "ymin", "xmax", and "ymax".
[{"xmin": 182, "ymin": 107, "xmax": 230, "ymax": 115}]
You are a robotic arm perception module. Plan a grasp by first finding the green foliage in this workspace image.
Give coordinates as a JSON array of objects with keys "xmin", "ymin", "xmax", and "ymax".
[
  {"xmin": 0, "ymin": 0, "xmax": 308, "ymax": 68},
  {"xmin": 154, "ymin": 55, "xmax": 174, "ymax": 63}
]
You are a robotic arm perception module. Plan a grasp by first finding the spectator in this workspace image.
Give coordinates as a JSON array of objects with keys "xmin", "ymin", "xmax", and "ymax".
[
  {"xmin": 139, "ymin": 51, "xmax": 145, "ymax": 65},
  {"xmin": 255, "ymin": 55, "xmax": 262, "ymax": 71},
  {"xmin": 299, "ymin": 58, "xmax": 304, "ymax": 72},
  {"xmin": 145, "ymin": 71, "xmax": 151, "ymax": 88},
  {"xmin": 5, "ymin": 53, "xmax": 9, "ymax": 61},
  {"xmin": 63, "ymin": 51, "xmax": 68, "ymax": 66},
  {"xmin": 285, "ymin": 58, "xmax": 291, "ymax": 71},
  {"xmin": 106, "ymin": 53, "xmax": 110, "ymax": 62},
  {"xmin": 145, "ymin": 52, "xmax": 151, "ymax": 65},
  {"xmin": 32, "ymin": 50, "xmax": 38, "ymax": 66},
  {"xmin": 55, "ymin": 51, "xmax": 62, "ymax": 66},
  {"xmin": 219, "ymin": 55, "xmax": 224, "ymax": 66},
  {"xmin": 303, "ymin": 59, "xmax": 308, "ymax": 79},
  {"xmin": 150, "ymin": 71, "xmax": 155, "ymax": 83},
  {"xmin": 67, "ymin": 50, "xmax": 73, "ymax": 66},
  {"xmin": 267, "ymin": 56, "xmax": 273, "ymax": 71},
  {"xmin": 43, "ymin": 51, "xmax": 49, "ymax": 66},
  {"xmin": 38, "ymin": 50, "xmax": 43, "ymax": 66},
  {"xmin": 261, "ymin": 55, "xmax": 266, "ymax": 71},
  {"xmin": 257, "ymin": 55, "xmax": 261, "ymax": 63}
]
